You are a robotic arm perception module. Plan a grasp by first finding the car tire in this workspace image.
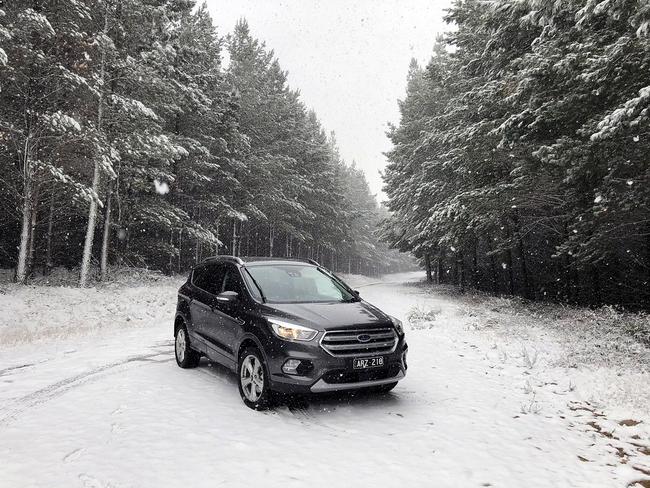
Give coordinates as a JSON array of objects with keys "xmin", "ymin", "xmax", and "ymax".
[
  {"xmin": 238, "ymin": 347, "xmax": 272, "ymax": 410},
  {"xmin": 175, "ymin": 322, "xmax": 200, "ymax": 369},
  {"xmin": 375, "ymin": 381, "xmax": 398, "ymax": 393}
]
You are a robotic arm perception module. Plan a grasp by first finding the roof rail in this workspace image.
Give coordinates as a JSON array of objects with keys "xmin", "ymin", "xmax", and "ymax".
[
  {"xmin": 268, "ymin": 257, "xmax": 320, "ymax": 266},
  {"xmin": 204, "ymin": 256, "xmax": 321, "ymax": 267},
  {"xmin": 203, "ymin": 255, "xmax": 244, "ymax": 265}
]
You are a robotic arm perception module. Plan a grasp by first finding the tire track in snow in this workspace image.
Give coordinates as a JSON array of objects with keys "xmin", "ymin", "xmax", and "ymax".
[
  {"xmin": 273, "ymin": 404, "xmax": 350, "ymax": 435},
  {"xmin": 0, "ymin": 350, "xmax": 173, "ymax": 426},
  {"xmin": 62, "ymin": 447, "xmax": 84, "ymax": 464},
  {"xmin": 0, "ymin": 360, "xmax": 50, "ymax": 377}
]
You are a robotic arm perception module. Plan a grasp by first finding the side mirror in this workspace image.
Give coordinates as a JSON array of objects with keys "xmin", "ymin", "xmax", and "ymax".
[
  {"xmin": 353, "ymin": 290, "xmax": 360, "ymax": 297},
  {"xmin": 216, "ymin": 291, "xmax": 239, "ymax": 305}
]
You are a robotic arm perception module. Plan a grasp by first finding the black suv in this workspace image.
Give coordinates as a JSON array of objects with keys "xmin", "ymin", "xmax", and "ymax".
[{"xmin": 173, "ymin": 256, "xmax": 408, "ymax": 409}]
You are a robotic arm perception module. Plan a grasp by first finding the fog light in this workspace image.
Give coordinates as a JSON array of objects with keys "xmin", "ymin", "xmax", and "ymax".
[{"xmin": 282, "ymin": 359, "xmax": 302, "ymax": 375}]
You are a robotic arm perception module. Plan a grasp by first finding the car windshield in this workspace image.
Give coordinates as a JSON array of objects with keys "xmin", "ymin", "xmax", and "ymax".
[{"xmin": 243, "ymin": 264, "xmax": 356, "ymax": 303}]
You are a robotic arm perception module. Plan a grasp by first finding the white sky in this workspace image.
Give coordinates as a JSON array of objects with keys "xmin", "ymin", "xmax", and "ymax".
[{"xmin": 205, "ymin": 0, "xmax": 453, "ymax": 201}]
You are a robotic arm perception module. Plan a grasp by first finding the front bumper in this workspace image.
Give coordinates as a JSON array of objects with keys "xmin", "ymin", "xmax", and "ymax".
[
  {"xmin": 310, "ymin": 370, "xmax": 406, "ymax": 392},
  {"xmin": 264, "ymin": 333, "xmax": 408, "ymax": 394}
]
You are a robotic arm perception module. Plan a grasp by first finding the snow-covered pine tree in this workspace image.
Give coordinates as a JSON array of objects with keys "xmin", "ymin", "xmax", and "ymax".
[
  {"xmin": 0, "ymin": 3, "xmax": 414, "ymax": 281},
  {"xmin": 226, "ymin": 20, "xmax": 316, "ymax": 257},
  {"xmin": 84, "ymin": 0, "xmax": 197, "ymax": 277},
  {"xmin": 0, "ymin": 1, "xmax": 96, "ymax": 283},
  {"xmin": 162, "ymin": 4, "xmax": 247, "ymax": 271},
  {"xmin": 383, "ymin": 0, "xmax": 650, "ymax": 307}
]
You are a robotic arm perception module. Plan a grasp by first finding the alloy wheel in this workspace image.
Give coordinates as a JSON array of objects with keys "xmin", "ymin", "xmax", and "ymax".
[
  {"xmin": 175, "ymin": 328, "xmax": 186, "ymax": 363},
  {"xmin": 240, "ymin": 354, "xmax": 264, "ymax": 402}
]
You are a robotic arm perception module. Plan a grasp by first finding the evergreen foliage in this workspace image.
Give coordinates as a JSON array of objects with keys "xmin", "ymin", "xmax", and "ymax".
[
  {"xmin": 0, "ymin": 3, "xmax": 412, "ymax": 283},
  {"xmin": 383, "ymin": 0, "xmax": 650, "ymax": 308}
]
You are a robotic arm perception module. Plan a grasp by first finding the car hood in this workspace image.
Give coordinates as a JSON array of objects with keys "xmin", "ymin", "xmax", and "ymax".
[{"xmin": 261, "ymin": 300, "xmax": 392, "ymax": 331}]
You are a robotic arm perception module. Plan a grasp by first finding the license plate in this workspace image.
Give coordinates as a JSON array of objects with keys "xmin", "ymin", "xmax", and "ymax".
[{"xmin": 353, "ymin": 356, "xmax": 384, "ymax": 369}]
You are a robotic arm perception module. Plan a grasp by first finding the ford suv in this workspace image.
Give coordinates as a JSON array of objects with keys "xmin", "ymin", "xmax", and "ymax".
[{"xmin": 173, "ymin": 256, "xmax": 408, "ymax": 409}]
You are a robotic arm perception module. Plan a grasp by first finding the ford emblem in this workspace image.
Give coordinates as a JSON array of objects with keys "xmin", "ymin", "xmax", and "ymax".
[{"xmin": 357, "ymin": 334, "xmax": 371, "ymax": 343}]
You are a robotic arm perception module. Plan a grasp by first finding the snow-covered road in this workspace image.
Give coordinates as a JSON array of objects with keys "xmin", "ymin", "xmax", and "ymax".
[{"xmin": 1, "ymin": 273, "xmax": 649, "ymax": 488}]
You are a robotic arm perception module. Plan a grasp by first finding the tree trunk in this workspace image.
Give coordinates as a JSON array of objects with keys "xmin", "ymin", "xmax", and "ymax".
[
  {"xmin": 168, "ymin": 229, "xmax": 174, "ymax": 275},
  {"xmin": 177, "ymin": 228, "xmax": 182, "ymax": 273},
  {"xmin": 80, "ymin": 162, "xmax": 101, "ymax": 286},
  {"xmin": 646, "ymin": 225, "xmax": 650, "ymax": 304},
  {"xmin": 458, "ymin": 250, "xmax": 465, "ymax": 293},
  {"xmin": 511, "ymin": 212, "xmax": 531, "ymax": 299},
  {"xmin": 472, "ymin": 240, "xmax": 479, "ymax": 288},
  {"xmin": 592, "ymin": 266, "xmax": 602, "ymax": 306},
  {"xmin": 26, "ymin": 184, "xmax": 40, "ymax": 277},
  {"xmin": 432, "ymin": 257, "xmax": 437, "ymax": 283},
  {"xmin": 231, "ymin": 220, "xmax": 237, "ymax": 256},
  {"xmin": 100, "ymin": 181, "xmax": 113, "ymax": 281},
  {"xmin": 45, "ymin": 192, "xmax": 55, "ymax": 275},
  {"xmin": 269, "ymin": 224, "xmax": 274, "ymax": 257},
  {"xmin": 215, "ymin": 221, "xmax": 220, "ymax": 255},
  {"xmin": 80, "ymin": 5, "xmax": 109, "ymax": 287},
  {"xmin": 506, "ymin": 248, "xmax": 515, "ymax": 296},
  {"xmin": 486, "ymin": 237, "xmax": 499, "ymax": 295},
  {"xmin": 424, "ymin": 253, "xmax": 433, "ymax": 283},
  {"xmin": 452, "ymin": 251, "xmax": 458, "ymax": 285},
  {"xmin": 15, "ymin": 150, "xmax": 32, "ymax": 283},
  {"xmin": 561, "ymin": 224, "xmax": 572, "ymax": 301},
  {"xmin": 517, "ymin": 236, "xmax": 531, "ymax": 299},
  {"xmin": 237, "ymin": 221, "xmax": 243, "ymax": 256}
]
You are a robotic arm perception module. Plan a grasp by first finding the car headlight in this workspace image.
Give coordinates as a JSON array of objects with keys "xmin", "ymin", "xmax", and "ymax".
[
  {"xmin": 268, "ymin": 319, "xmax": 318, "ymax": 342},
  {"xmin": 390, "ymin": 316, "xmax": 404, "ymax": 335}
]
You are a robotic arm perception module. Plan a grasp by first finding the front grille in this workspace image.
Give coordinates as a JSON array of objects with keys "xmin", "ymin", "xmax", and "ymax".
[
  {"xmin": 320, "ymin": 327, "xmax": 397, "ymax": 357},
  {"xmin": 322, "ymin": 364, "xmax": 401, "ymax": 384}
]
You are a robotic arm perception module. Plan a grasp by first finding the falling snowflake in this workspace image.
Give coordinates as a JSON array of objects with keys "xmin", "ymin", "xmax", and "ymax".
[
  {"xmin": 627, "ymin": 180, "xmax": 634, "ymax": 186},
  {"xmin": 501, "ymin": 263, "xmax": 507, "ymax": 269},
  {"xmin": 154, "ymin": 179, "xmax": 169, "ymax": 195},
  {"xmin": 633, "ymin": 136, "xmax": 640, "ymax": 142},
  {"xmin": 594, "ymin": 195, "xmax": 603, "ymax": 204},
  {"xmin": 450, "ymin": 246, "xmax": 456, "ymax": 252}
]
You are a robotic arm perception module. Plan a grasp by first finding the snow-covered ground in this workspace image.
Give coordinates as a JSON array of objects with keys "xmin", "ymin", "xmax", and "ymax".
[{"xmin": 1, "ymin": 272, "xmax": 649, "ymax": 488}]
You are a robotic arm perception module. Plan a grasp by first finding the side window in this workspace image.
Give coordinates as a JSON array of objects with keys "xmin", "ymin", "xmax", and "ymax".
[
  {"xmin": 192, "ymin": 264, "xmax": 226, "ymax": 295},
  {"xmin": 192, "ymin": 265, "xmax": 210, "ymax": 291},
  {"xmin": 222, "ymin": 266, "xmax": 243, "ymax": 295}
]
